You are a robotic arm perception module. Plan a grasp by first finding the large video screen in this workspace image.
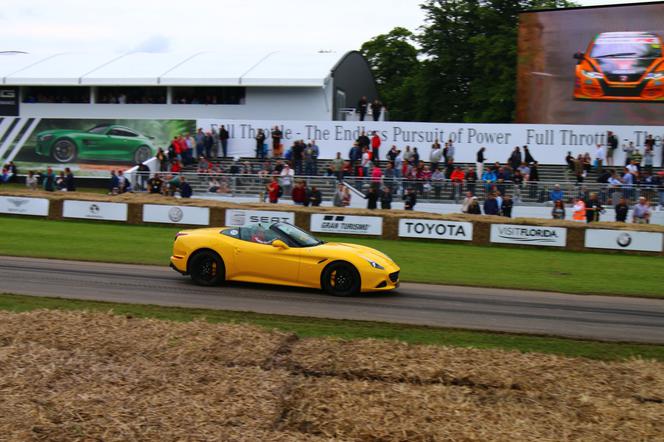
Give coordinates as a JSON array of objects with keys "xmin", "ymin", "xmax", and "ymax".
[{"xmin": 516, "ymin": 2, "xmax": 664, "ymax": 124}]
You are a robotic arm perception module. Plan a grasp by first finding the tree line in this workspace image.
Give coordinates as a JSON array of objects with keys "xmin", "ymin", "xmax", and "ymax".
[{"xmin": 360, "ymin": 0, "xmax": 575, "ymax": 123}]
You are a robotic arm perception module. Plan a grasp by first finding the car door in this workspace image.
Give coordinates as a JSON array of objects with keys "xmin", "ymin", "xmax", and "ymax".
[
  {"xmin": 232, "ymin": 229, "xmax": 301, "ymax": 284},
  {"xmin": 106, "ymin": 127, "xmax": 140, "ymax": 160}
]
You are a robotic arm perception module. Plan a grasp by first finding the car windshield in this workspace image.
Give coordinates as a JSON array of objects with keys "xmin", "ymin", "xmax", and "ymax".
[
  {"xmin": 591, "ymin": 41, "xmax": 661, "ymax": 59},
  {"xmin": 271, "ymin": 222, "xmax": 323, "ymax": 247},
  {"xmin": 87, "ymin": 125, "xmax": 109, "ymax": 134}
]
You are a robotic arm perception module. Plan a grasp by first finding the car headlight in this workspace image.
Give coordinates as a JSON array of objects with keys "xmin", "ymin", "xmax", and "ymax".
[
  {"xmin": 645, "ymin": 72, "xmax": 664, "ymax": 80},
  {"xmin": 581, "ymin": 70, "xmax": 604, "ymax": 79},
  {"xmin": 365, "ymin": 259, "xmax": 385, "ymax": 270},
  {"xmin": 40, "ymin": 134, "xmax": 53, "ymax": 142}
]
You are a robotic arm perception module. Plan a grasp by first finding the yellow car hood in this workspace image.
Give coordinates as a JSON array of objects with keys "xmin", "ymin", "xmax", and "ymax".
[{"xmin": 317, "ymin": 242, "xmax": 396, "ymax": 267}]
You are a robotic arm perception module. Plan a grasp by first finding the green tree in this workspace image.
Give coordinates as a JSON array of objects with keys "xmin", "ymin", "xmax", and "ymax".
[{"xmin": 360, "ymin": 0, "xmax": 576, "ymax": 123}]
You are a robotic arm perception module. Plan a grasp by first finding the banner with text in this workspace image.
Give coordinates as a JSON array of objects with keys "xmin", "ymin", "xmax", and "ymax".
[
  {"xmin": 62, "ymin": 200, "xmax": 128, "ymax": 221},
  {"xmin": 197, "ymin": 118, "xmax": 664, "ymax": 165},
  {"xmin": 225, "ymin": 209, "xmax": 295, "ymax": 226},
  {"xmin": 398, "ymin": 219, "xmax": 473, "ymax": 241},
  {"xmin": 310, "ymin": 214, "xmax": 383, "ymax": 236},
  {"xmin": 585, "ymin": 229, "xmax": 663, "ymax": 252},
  {"xmin": 490, "ymin": 224, "xmax": 567, "ymax": 247},
  {"xmin": 143, "ymin": 204, "xmax": 210, "ymax": 225},
  {"xmin": 0, "ymin": 196, "xmax": 49, "ymax": 216}
]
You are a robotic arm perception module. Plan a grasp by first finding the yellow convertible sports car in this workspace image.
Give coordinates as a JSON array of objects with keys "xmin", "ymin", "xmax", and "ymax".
[{"xmin": 170, "ymin": 222, "xmax": 400, "ymax": 296}]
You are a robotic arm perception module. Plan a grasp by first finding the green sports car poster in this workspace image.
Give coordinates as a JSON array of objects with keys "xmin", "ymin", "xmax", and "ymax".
[{"xmin": 9, "ymin": 118, "xmax": 194, "ymax": 176}]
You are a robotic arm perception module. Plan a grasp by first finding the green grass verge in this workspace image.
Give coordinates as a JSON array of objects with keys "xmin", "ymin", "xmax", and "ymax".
[
  {"xmin": 1, "ymin": 216, "xmax": 663, "ymax": 298},
  {"xmin": 1, "ymin": 292, "xmax": 662, "ymax": 361}
]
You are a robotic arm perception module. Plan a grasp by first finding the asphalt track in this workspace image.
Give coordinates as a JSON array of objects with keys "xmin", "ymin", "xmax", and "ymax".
[{"xmin": 1, "ymin": 255, "xmax": 663, "ymax": 344}]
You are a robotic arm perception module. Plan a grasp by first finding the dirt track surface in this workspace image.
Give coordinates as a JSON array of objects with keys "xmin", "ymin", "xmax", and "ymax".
[
  {"xmin": 0, "ymin": 310, "xmax": 662, "ymax": 441},
  {"xmin": 2, "ymin": 256, "xmax": 664, "ymax": 344}
]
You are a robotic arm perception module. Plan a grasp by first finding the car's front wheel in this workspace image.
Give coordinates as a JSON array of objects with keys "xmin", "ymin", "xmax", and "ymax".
[
  {"xmin": 134, "ymin": 145, "xmax": 152, "ymax": 164},
  {"xmin": 52, "ymin": 139, "xmax": 77, "ymax": 163},
  {"xmin": 321, "ymin": 261, "xmax": 361, "ymax": 296},
  {"xmin": 189, "ymin": 251, "xmax": 225, "ymax": 286}
]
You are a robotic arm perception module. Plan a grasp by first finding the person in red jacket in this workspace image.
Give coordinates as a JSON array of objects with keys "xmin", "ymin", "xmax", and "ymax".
[
  {"xmin": 450, "ymin": 166, "xmax": 465, "ymax": 200},
  {"xmin": 371, "ymin": 131, "xmax": 381, "ymax": 161},
  {"xmin": 291, "ymin": 180, "xmax": 307, "ymax": 205},
  {"xmin": 267, "ymin": 176, "xmax": 280, "ymax": 204}
]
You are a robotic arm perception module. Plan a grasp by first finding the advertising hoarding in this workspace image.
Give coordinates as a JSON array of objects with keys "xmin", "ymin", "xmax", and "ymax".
[
  {"xmin": 143, "ymin": 204, "xmax": 210, "ymax": 225},
  {"xmin": 62, "ymin": 200, "xmax": 128, "ymax": 221},
  {"xmin": 225, "ymin": 209, "xmax": 295, "ymax": 226},
  {"xmin": 398, "ymin": 219, "xmax": 473, "ymax": 241},
  {"xmin": 0, "ymin": 196, "xmax": 49, "ymax": 216},
  {"xmin": 585, "ymin": 229, "xmax": 663, "ymax": 252},
  {"xmin": 490, "ymin": 224, "xmax": 567, "ymax": 247},
  {"xmin": 310, "ymin": 214, "xmax": 383, "ymax": 236}
]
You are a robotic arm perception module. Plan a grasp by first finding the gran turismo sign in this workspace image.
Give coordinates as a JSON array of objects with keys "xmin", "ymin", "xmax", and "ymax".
[{"xmin": 310, "ymin": 214, "xmax": 383, "ymax": 236}]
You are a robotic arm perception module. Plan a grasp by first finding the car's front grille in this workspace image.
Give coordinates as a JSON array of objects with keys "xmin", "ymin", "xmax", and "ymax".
[
  {"xmin": 605, "ymin": 73, "xmax": 643, "ymax": 83},
  {"xmin": 389, "ymin": 271, "xmax": 399, "ymax": 283}
]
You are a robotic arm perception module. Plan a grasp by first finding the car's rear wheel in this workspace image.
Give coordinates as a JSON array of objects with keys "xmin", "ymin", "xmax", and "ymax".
[
  {"xmin": 321, "ymin": 261, "xmax": 360, "ymax": 296},
  {"xmin": 189, "ymin": 251, "xmax": 225, "ymax": 286},
  {"xmin": 134, "ymin": 145, "xmax": 152, "ymax": 163},
  {"xmin": 52, "ymin": 139, "xmax": 77, "ymax": 163}
]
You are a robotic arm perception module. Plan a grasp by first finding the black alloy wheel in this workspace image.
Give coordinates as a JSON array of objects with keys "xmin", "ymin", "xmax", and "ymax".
[
  {"xmin": 190, "ymin": 251, "xmax": 225, "ymax": 286},
  {"xmin": 134, "ymin": 145, "xmax": 152, "ymax": 163},
  {"xmin": 322, "ymin": 262, "xmax": 361, "ymax": 296}
]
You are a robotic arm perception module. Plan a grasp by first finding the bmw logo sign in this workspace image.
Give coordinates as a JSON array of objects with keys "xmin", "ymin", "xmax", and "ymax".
[
  {"xmin": 616, "ymin": 232, "xmax": 632, "ymax": 248},
  {"xmin": 168, "ymin": 207, "xmax": 184, "ymax": 222}
]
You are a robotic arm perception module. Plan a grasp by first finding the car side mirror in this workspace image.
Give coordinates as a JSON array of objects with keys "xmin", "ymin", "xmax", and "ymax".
[
  {"xmin": 573, "ymin": 52, "xmax": 584, "ymax": 61},
  {"xmin": 271, "ymin": 239, "xmax": 289, "ymax": 249}
]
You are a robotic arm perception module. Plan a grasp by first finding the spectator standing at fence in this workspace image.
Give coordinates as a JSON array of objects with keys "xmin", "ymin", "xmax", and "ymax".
[
  {"xmin": 26, "ymin": 170, "xmax": 38, "ymax": 190},
  {"xmin": 365, "ymin": 187, "xmax": 379, "ymax": 209},
  {"xmin": 450, "ymin": 166, "xmax": 465, "ymax": 200},
  {"xmin": 332, "ymin": 183, "xmax": 345, "ymax": 207},
  {"xmin": 156, "ymin": 148, "xmax": 168, "ymax": 172},
  {"xmin": 218, "ymin": 125, "xmax": 229, "ymax": 158},
  {"xmin": 357, "ymin": 96, "xmax": 368, "ymax": 121},
  {"xmin": 179, "ymin": 176, "xmax": 192, "ymax": 198},
  {"xmin": 64, "ymin": 167, "xmax": 76, "ymax": 192},
  {"xmin": 644, "ymin": 145, "xmax": 654, "ymax": 175},
  {"xmin": 379, "ymin": 185, "xmax": 392, "ymax": 209},
  {"xmin": 267, "ymin": 177, "xmax": 280, "ymax": 204},
  {"xmin": 572, "ymin": 197, "xmax": 586, "ymax": 221},
  {"xmin": 371, "ymin": 99, "xmax": 383, "ymax": 121},
  {"xmin": 461, "ymin": 191, "xmax": 474, "ymax": 213},
  {"xmin": 306, "ymin": 186, "xmax": 322, "ymax": 207},
  {"xmin": 107, "ymin": 170, "xmax": 119, "ymax": 194},
  {"xmin": 195, "ymin": 128, "xmax": 206, "ymax": 158},
  {"xmin": 632, "ymin": 149, "xmax": 643, "ymax": 172},
  {"xmin": 292, "ymin": 180, "xmax": 307, "ymax": 205},
  {"xmin": 370, "ymin": 131, "xmax": 381, "ymax": 161},
  {"xmin": 632, "ymin": 197, "xmax": 652, "ymax": 224},
  {"xmin": 279, "ymin": 163, "xmax": 294, "ymax": 196},
  {"xmin": 585, "ymin": 192, "xmax": 603, "ymax": 223},
  {"xmin": 549, "ymin": 184, "xmax": 564, "ymax": 203},
  {"xmin": 502, "ymin": 195, "xmax": 513, "ymax": 218},
  {"xmin": 148, "ymin": 174, "xmax": 163, "ymax": 194},
  {"xmin": 465, "ymin": 166, "xmax": 477, "ymax": 196},
  {"xmin": 467, "ymin": 197, "xmax": 482, "ymax": 214},
  {"xmin": 331, "ymin": 152, "xmax": 344, "ymax": 181},
  {"xmin": 357, "ymin": 131, "xmax": 370, "ymax": 150},
  {"xmin": 483, "ymin": 193, "xmax": 499, "ymax": 215},
  {"xmin": 360, "ymin": 146, "xmax": 371, "ymax": 177},
  {"xmin": 404, "ymin": 187, "xmax": 417, "ymax": 210},
  {"xmin": 615, "ymin": 197, "xmax": 629, "ymax": 222},
  {"xmin": 551, "ymin": 200, "xmax": 565, "ymax": 220}
]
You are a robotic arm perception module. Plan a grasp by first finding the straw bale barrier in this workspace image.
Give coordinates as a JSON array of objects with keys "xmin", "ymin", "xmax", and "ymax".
[{"xmin": 0, "ymin": 310, "xmax": 662, "ymax": 441}]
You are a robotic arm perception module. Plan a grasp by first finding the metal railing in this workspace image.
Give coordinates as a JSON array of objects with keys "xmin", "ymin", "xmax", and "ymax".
[{"xmin": 130, "ymin": 171, "xmax": 664, "ymax": 206}]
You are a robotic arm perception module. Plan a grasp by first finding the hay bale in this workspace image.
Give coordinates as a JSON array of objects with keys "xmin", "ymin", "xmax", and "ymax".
[{"xmin": 281, "ymin": 377, "xmax": 664, "ymax": 441}]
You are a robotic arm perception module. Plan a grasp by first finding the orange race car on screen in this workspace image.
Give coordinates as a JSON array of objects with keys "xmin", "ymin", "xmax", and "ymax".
[{"xmin": 573, "ymin": 31, "xmax": 664, "ymax": 101}]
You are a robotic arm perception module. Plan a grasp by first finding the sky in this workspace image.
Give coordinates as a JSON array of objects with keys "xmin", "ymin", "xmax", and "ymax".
[{"xmin": 1, "ymin": 0, "xmax": 661, "ymax": 55}]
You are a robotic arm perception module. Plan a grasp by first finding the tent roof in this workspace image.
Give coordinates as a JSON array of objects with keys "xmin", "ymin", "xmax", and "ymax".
[{"xmin": 1, "ymin": 51, "xmax": 350, "ymax": 87}]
